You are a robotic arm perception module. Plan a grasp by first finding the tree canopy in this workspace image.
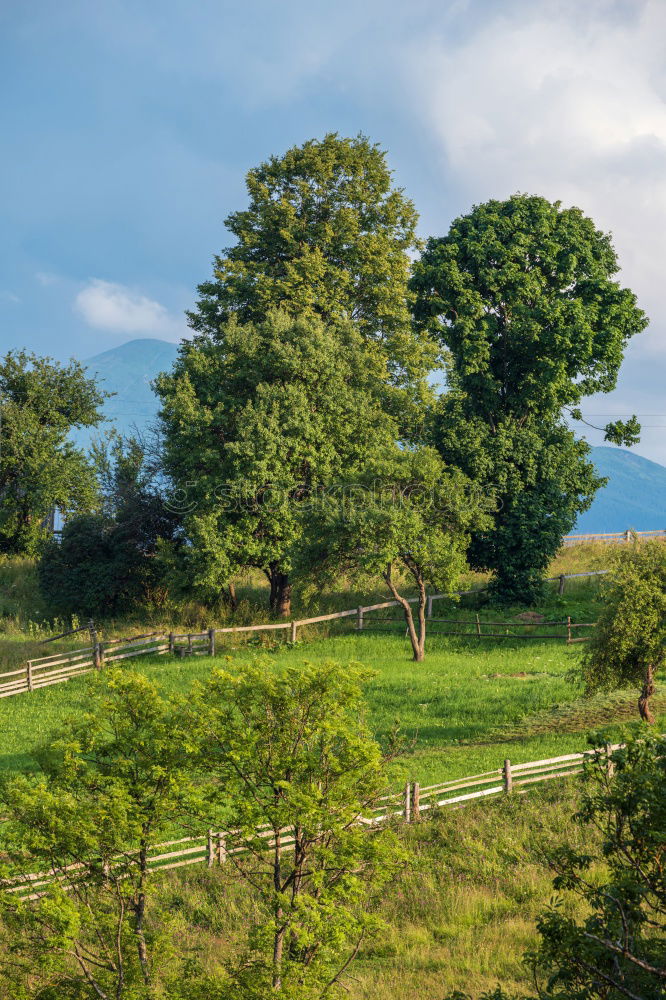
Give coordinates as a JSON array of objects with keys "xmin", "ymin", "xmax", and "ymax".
[
  {"xmin": 0, "ymin": 351, "xmax": 105, "ymax": 555},
  {"xmin": 156, "ymin": 311, "xmax": 400, "ymax": 616},
  {"xmin": 411, "ymin": 194, "xmax": 648, "ymax": 601},
  {"xmin": 583, "ymin": 540, "xmax": 666, "ymax": 723},
  {"xmin": 189, "ymin": 132, "xmax": 437, "ymax": 399},
  {"xmin": 296, "ymin": 446, "xmax": 491, "ymax": 660}
]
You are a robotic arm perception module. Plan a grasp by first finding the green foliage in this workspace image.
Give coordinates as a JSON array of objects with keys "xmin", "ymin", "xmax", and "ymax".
[
  {"xmin": 432, "ymin": 402, "xmax": 602, "ymax": 603},
  {"xmin": 0, "ymin": 671, "xmax": 197, "ymax": 998},
  {"xmin": 583, "ymin": 541, "xmax": 666, "ymax": 722},
  {"xmin": 38, "ymin": 437, "xmax": 180, "ymax": 617},
  {"xmin": 296, "ymin": 445, "xmax": 491, "ymax": 659},
  {"xmin": 189, "ymin": 132, "xmax": 436, "ymax": 391},
  {"xmin": 0, "ymin": 351, "xmax": 105, "ymax": 555},
  {"xmin": 189, "ymin": 659, "xmax": 405, "ymax": 997},
  {"xmin": 411, "ymin": 194, "xmax": 648, "ymax": 603},
  {"xmin": 156, "ymin": 311, "xmax": 400, "ymax": 615},
  {"xmin": 525, "ymin": 735, "xmax": 666, "ymax": 999}
]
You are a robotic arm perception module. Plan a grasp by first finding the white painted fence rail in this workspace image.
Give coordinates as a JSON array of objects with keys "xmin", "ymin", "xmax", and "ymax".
[{"xmin": 2, "ymin": 742, "xmax": 629, "ymax": 901}]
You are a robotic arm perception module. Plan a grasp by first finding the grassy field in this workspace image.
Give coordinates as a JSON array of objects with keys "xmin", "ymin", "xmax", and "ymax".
[
  {"xmin": 0, "ymin": 543, "xmax": 661, "ymax": 997},
  {"xmin": 149, "ymin": 780, "xmax": 594, "ymax": 998},
  {"xmin": 0, "ymin": 599, "xmax": 661, "ymax": 785}
]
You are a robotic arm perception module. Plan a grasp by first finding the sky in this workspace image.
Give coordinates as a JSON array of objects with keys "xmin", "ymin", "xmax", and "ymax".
[{"xmin": 2, "ymin": 0, "xmax": 665, "ymax": 463}]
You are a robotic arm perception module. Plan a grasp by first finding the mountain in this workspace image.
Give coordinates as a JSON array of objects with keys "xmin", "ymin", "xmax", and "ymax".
[
  {"xmin": 75, "ymin": 338, "xmax": 180, "ymax": 447},
  {"xmin": 73, "ymin": 340, "xmax": 665, "ymax": 534},
  {"xmin": 574, "ymin": 446, "xmax": 666, "ymax": 534}
]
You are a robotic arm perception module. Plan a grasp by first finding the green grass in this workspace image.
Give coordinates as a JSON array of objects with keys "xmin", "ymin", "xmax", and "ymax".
[
  {"xmin": 150, "ymin": 781, "xmax": 595, "ymax": 998},
  {"xmin": 0, "ymin": 623, "xmax": 661, "ymax": 785}
]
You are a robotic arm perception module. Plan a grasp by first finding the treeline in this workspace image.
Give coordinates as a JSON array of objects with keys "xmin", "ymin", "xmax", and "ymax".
[{"xmin": 1, "ymin": 134, "xmax": 648, "ymax": 620}]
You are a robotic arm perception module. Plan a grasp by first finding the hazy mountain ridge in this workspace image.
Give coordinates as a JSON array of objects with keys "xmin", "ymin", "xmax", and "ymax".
[{"xmin": 77, "ymin": 340, "xmax": 665, "ymax": 534}]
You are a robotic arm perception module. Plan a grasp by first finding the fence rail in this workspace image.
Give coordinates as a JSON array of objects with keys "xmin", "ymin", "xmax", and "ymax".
[
  {"xmin": 562, "ymin": 528, "xmax": 665, "ymax": 547},
  {"xmin": 2, "ymin": 742, "xmax": 631, "ymax": 901},
  {"xmin": 3, "ymin": 570, "xmax": 610, "ymax": 701}
]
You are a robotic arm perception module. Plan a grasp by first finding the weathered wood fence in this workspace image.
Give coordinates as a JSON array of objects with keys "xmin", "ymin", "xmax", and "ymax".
[
  {"xmin": 2, "ymin": 743, "xmax": 624, "ymax": 901},
  {"xmin": 2, "ymin": 570, "xmax": 608, "ymax": 701},
  {"xmin": 562, "ymin": 528, "xmax": 665, "ymax": 547}
]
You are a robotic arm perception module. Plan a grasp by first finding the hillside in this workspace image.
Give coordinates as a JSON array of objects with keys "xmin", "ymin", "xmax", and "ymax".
[
  {"xmin": 73, "ymin": 340, "xmax": 665, "ymax": 533},
  {"xmin": 579, "ymin": 446, "xmax": 666, "ymax": 533},
  {"xmin": 76, "ymin": 338, "xmax": 180, "ymax": 447}
]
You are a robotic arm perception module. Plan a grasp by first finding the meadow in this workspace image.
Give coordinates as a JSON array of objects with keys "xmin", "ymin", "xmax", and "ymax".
[{"xmin": 0, "ymin": 543, "xmax": 661, "ymax": 997}]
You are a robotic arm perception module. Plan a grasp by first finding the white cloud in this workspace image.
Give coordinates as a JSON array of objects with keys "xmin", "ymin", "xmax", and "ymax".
[
  {"xmin": 74, "ymin": 278, "xmax": 185, "ymax": 338},
  {"xmin": 404, "ymin": 0, "xmax": 666, "ymax": 354},
  {"xmin": 0, "ymin": 290, "xmax": 20, "ymax": 304}
]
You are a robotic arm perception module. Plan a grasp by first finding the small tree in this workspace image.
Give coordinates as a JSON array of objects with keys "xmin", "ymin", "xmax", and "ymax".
[
  {"xmin": 527, "ymin": 735, "xmax": 666, "ymax": 999},
  {"xmin": 0, "ymin": 351, "xmax": 105, "ymax": 555},
  {"xmin": 443, "ymin": 737, "xmax": 666, "ymax": 1000},
  {"xmin": 0, "ymin": 671, "xmax": 196, "ymax": 997},
  {"xmin": 296, "ymin": 447, "xmax": 491, "ymax": 661},
  {"xmin": 582, "ymin": 541, "xmax": 666, "ymax": 723},
  {"xmin": 38, "ymin": 436, "xmax": 180, "ymax": 617},
  {"xmin": 191, "ymin": 659, "xmax": 404, "ymax": 998}
]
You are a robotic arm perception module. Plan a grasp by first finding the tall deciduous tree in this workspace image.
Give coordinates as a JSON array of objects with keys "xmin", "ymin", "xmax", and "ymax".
[
  {"xmin": 411, "ymin": 194, "xmax": 648, "ymax": 602},
  {"xmin": 0, "ymin": 351, "xmax": 105, "ymax": 555},
  {"xmin": 582, "ymin": 540, "xmax": 666, "ymax": 723},
  {"xmin": 156, "ymin": 311, "xmax": 399, "ymax": 617},
  {"xmin": 295, "ymin": 447, "xmax": 491, "ymax": 660},
  {"xmin": 188, "ymin": 132, "xmax": 437, "ymax": 419}
]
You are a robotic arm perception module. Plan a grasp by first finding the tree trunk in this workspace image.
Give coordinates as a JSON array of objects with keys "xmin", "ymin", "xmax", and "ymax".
[
  {"xmin": 221, "ymin": 582, "xmax": 237, "ymax": 612},
  {"xmin": 638, "ymin": 662, "xmax": 655, "ymax": 724},
  {"xmin": 267, "ymin": 566, "xmax": 292, "ymax": 618},
  {"xmin": 383, "ymin": 565, "xmax": 425, "ymax": 661}
]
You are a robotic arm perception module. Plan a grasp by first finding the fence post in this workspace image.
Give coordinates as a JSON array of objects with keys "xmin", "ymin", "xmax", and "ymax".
[
  {"xmin": 475, "ymin": 613, "xmax": 481, "ymax": 637},
  {"xmin": 26, "ymin": 661, "xmax": 33, "ymax": 693},
  {"xmin": 503, "ymin": 759, "xmax": 513, "ymax": 794},
  {"xmin": 217, "ymin": 833, "xmax": 226, "ymax": 865},
  {"xmin": 605, "ymin": 742, "xmax": 615, "ymax": 780},
  {"xmin": 290, "ymin": 621, "xmax": 297, "ymax": 643},
  {"xmin": 169, "ymin": 632, "xmax": 174, "ymax": 655},
  {"xmin": 566, "ymin": 616, "xmax": 572, "ymax": 644},
  {"xmin": 88, "ymin": 620, "xmax": 102, "ymax": 670},
  {"xmin": 404, "ymin": 781, "xmax": 411, "ymax": 823},
  {"xmin": 208, "ymin": 628, "xmax": 215, "ymax": 657},
  {"xmin": 411, "ymin": 781, "xmax": 420, "ymax": 821},
  {"xmin": 97, "ymin": 641, "xmax": 105, "ymax": 669},
  {"xmin": 357, "ymin": 606, "xmax": 364, "ymax": 631},
  {"xmin": 558, "ymin": 574, "xmax": 565, "ymax": 596},
  {"xmin": 427, "ymin": 596, "xmax": 433, "ymax": 619},
  {"xmin": 207, "ymin": 829, "xmax": 214, "ymax": 868}
]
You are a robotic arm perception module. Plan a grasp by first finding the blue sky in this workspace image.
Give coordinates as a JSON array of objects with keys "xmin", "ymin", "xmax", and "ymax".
[{"xmin": 2, "ymin": 0, "xmax": 665, "ymax": 462}]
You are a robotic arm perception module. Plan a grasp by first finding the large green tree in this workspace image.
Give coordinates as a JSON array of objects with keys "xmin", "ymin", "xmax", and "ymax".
[
  {"xmin": 156, "ymin": 311, "xmax": 399, "ymax": 616},
  {"xmin": 0, "ymin": 351, "xmax": 105, "ymax": 555},
  {"xmin": 411, "ymin": 194, "xmax": 648, "ymax": 602},
  {"xmin": 188, "ymin": 132, "xmax": 437, "ymax": 407}
]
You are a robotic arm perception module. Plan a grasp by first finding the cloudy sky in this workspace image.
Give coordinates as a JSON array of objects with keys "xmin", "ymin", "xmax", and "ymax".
[{"xmin": 2, "ymin": 0, "xmax": 665, "ymax": 462}]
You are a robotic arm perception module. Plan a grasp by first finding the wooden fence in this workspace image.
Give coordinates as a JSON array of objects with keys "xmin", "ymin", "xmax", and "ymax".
[
  {"xmin": 1, "ymin": 570, "xmax": 609, "ymax": 701},
  {"xmin": 2, "ymin": 743, "xmax": 624, "ymax": 901},
  {"xmin": 562, "ymin": 528, "xmax": 665, "ymax": 547}
]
